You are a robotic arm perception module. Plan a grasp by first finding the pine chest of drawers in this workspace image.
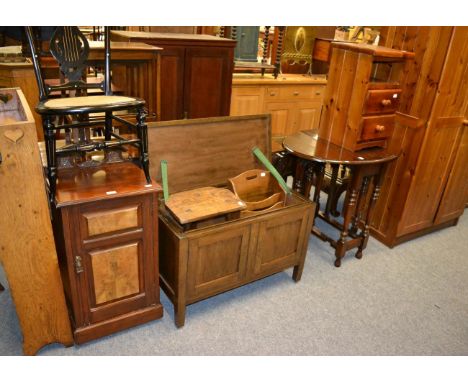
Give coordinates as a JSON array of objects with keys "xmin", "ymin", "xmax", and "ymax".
[{"xmin": 318, "ymin": 42, "xmax": 414, "ymax": 151}]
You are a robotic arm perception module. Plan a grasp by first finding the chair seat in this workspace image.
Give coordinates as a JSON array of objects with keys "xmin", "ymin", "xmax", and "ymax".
[{"xmin": 37, "ymin": 95, "xmax": 145, "ymax": 115}]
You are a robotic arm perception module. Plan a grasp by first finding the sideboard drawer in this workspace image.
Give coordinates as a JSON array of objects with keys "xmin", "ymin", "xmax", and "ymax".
[
  {"xmin": 363, "ymin": 89, "xmax": 401, "ymax": 115},
  {"xmin": 279, "ymin": 85, "xmax": 323, "ymax": 100},
  {"xmin": 80, "ymin": 203, "xmax": 142, "ymax": 240},
  {"xmin": 360, "ymin": 115, "xmax": 395, "ymax": 141}
]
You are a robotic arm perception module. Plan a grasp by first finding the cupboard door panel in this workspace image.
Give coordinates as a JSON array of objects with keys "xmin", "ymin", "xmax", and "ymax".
[
  {"xmin": 230, "ymin": 87, "xmax": 264, "ymax": 116},
  {"xmin": 293, "ymin": 101, "xmax": 323, "ymax": 135},
  {"xmin": 253, "ymin": 209, "xmax": 309, "ymax": 276},
  {"xmin": 159, "ymin": 46, "xmax": 185, "ymax": 121},
  {"xmin": 434, "ymin": 123, "xmax": 468, "ymax": 224},
  {"xmin": 265, "ymin": 101, "xmax": 294, "ymax": 137},
  {"xmin": 186, "ymin": 226, "xmax": 250, "ymax": 300},
  {"xmin": 185, "ymin": 47, "xmax": 234, "ymax": 119}
]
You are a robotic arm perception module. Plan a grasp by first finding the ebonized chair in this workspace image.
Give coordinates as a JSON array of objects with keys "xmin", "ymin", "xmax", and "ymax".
[{"xmin": 25, "ymin": 26, "xmax": 151, "ymax": 203}]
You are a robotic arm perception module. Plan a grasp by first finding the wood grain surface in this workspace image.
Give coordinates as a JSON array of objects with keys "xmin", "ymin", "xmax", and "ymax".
[
  {"xmin": 0, "ymin": 88, "xmax": 73, "ymax": 355},
  {"xmin": 165, "ymin": 187, "xmax": 246, "ymax": 224}
]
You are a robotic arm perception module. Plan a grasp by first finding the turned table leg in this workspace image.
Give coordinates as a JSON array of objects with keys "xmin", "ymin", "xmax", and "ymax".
[
  {"xmin": 334, "ymin": 167, "xmax": 361, "ymax": 267},
  {"xmin": 355, "ymin": 171, "xmax": 382, "ymax": 260}
]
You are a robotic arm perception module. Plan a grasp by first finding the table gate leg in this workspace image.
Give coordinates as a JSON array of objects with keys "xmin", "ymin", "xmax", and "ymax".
[
  {"xmin": 334, "ymin": 167, "xmax": 361, "ymax": 267},
  {"xmin": 356, "ymin": 171, "xmax": 382, "ymax": 259}
]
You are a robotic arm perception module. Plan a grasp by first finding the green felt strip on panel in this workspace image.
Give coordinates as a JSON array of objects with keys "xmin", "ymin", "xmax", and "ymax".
[
  {"xmin": 252, "ymin": 147, "xmax": 291, "ymax": 194},
  {"xmin": 160, "ymin": 160, "xmax": 169, "ymax": 201}
]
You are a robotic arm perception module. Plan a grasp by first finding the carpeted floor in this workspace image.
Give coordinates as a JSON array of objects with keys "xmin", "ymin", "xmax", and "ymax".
[{"xmin": 1, "ymin": 210, "xmax": 467, "ymax": 356}]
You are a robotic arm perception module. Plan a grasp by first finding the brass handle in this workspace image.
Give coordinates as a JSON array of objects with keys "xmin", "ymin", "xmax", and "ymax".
[
  {"xmin": 381, "ymin": 99, "xmax": 392, "ymax": 106},
  {"xmin": 293, "ymin": 91, "xmax": 299, "ymax": 96},
  {"xmin": 270, "ymin": 92, "xmax": 277, "ymax": 96},
  {"xmin": 315, "ymin": 91, "xmax": 321, "ymax": 95},
  {"xmin": 375, "ymin": 124, "xmax": 386, "ymax": 132}
]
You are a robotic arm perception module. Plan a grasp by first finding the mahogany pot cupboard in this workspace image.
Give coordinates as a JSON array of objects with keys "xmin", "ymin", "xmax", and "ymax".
[{"xmin": 49, "ymin": 162, "xmax": 163, "ymax": 344}]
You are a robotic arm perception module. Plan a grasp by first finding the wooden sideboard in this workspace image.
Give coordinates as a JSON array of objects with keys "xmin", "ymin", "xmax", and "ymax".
[
  {"xmin": 370, "ymin": 26, "xmax": 468, "ymax": 246},
  {"xmin": 111, "ymin": 31, "xmax": 236, "ymax": 121},
  {"xmin": 0, "ymin": 42, "xmax": 161, "ymax": 140},
  {"xmin": 230, "ymin": 74, "xmax": 327, "ymax": 149}
]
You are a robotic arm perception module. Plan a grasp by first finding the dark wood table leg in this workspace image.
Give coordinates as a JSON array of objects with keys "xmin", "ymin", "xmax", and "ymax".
[
  {"xmin": 334, "ymin": 166, "xmax": 361, "ymax": 267},
  {"xmin": 293, "ymin": 158, "xmax": 306, "ymax": 194},
  {"xmin": 350, "ymin": 175, "xmax": 370, "ymax": 235},
  {"xmin": 356, "ymin": 170, "xmax": 383, "ymax": 259},
  {"xmin": 311, "ymin": 162, "xmax": 325, "ymax": 219},
  {"xmin": 325, "ymin": 163, "xmax": 339, "ymax": 217}
]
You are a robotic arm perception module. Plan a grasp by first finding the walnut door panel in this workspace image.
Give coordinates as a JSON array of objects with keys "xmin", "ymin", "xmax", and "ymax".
[
  {"xmin": 82, "ymin": 205, "xmax": 141, "ymax": 238},
  {"xmin": 253, "ymin": 209, "xmax": 309, "ymax": 276},
  {"xmin": 81, "ymin": 238, "xmax": 151, "ymax": 324},
  {"xmin": 184, "ymin": 47, "xmax": 234, "ymax": 119},
  {"xmin": 186, "ymin": 226, "xmax": 251, "ymax": 300}
]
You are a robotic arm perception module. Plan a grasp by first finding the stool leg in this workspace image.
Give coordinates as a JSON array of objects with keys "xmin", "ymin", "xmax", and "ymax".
[
  {"xmin": 137, "ymin": 108, "xmax": 151, "ymax": 183},
  {"xmin": 44, "ymin": 117, "xmax": 57, "ymax": 204}
]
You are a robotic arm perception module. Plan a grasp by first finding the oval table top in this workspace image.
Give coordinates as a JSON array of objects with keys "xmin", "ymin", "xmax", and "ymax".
[{"xmin": 282, "ymin": 130, "xmax": 398, "ymax": 165}]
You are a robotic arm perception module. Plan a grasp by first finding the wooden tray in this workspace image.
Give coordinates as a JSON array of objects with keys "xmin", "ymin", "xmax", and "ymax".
[
  {"xmin": 228, "ymin": 169, "xmax": 285, "ymax": 211},
  {"xmin": 165, "ymin": 186, "xmax": 246, "ymax": 225}
]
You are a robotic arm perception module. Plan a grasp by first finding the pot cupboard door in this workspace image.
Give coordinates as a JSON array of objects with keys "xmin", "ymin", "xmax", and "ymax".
[
  {"xmin": 253, "ymin": 209, "xmax": 310, "ymax": 276},
  {"xmin": 73, "ymin": 196, "xmax": 157, "ymax": 325},
  {"xmin": 186, "ymin": 226, "xmax": 251, "ymax": 300}
]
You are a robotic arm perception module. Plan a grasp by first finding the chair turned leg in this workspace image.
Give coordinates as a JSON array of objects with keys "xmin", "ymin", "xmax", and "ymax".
[
  {"xmin": 136, "ymin": 108, "xmax": 151, "ymax": 183},
  {"xmin": 104, "ymin": 111, "xmax": 113, "ymax": 141},
  {"xmin": 44, "ymin": 117, "xmax": 57, "ymax": 204}
]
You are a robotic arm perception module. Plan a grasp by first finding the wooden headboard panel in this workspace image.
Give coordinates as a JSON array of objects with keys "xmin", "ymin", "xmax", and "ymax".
[{"xmin": 147, "ymin": 115, "xmax": 271, "ymax": 194}]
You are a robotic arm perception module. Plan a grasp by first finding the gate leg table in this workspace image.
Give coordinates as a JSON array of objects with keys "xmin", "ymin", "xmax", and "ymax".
[{"xmin": 283, "ymin": 130, "xmax": 397, "ymax": 267}]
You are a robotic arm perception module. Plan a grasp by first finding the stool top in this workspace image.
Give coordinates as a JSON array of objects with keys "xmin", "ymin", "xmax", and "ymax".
[
  {"xmin": 165, "ymin": 187, "xmax": 246, "ymax": 225},
  {"xmin": 283, "ymin": 130, "xmax": 398, "ymax": 165}
]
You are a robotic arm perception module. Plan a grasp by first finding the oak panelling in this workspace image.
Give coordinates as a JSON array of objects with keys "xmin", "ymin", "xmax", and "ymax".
[
  {"xmin": 254, "ymin": 209, "xmax": 309, "ymax": 276},
  {"xmin": 186, "ymin": 226, "xmax": 250, "ymax": 300},
  {"xmin": 265, "ymin": 101, "xmax": 295, "ymax": 137},
  {"xmin": 147, "ymin": 115, "xmax": 271, "ymax": 194},
  {"xmin": 0, "ymin": 88, "xmax": 73, "ymax": 355}
]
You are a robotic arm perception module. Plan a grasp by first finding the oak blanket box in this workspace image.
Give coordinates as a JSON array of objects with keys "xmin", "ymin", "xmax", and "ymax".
[{"xmin": 147, "ymin": 115, "xmax": 316, "ymax": 327}]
